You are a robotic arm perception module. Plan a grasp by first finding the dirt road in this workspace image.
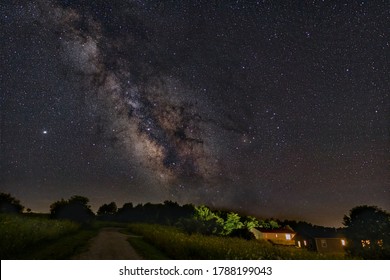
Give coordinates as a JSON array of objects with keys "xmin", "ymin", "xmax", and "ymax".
[{"xmin": 72, "ymin": 227, "xmax": 142, "ymax": 260}]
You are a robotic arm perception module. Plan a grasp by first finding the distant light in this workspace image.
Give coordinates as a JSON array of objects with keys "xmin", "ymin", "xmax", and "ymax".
[{"xmin": 43, "ymin": 130, "xmax": 48, "ymax": 134}]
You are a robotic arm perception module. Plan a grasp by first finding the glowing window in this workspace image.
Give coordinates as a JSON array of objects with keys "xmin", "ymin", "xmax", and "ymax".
[
  {"xmin": 361, "ymin": 240, "xmax": 370, "ymax": 247},
  {"xmin": 297, "ymin": 241, "xmax": 301, "ymax": 248},
  {"xmin": 303, "ymin": 240, "xmax": 307, "ymax": 246},
  {"xmin": 285, "ymin": 234, "xmax": 291, "ymax": 240},
  {"xmin": 341, "ymin": 239, "xmax": 346, "ymax": 246},
  {"xmin": 321, "ymin": 240, "xmax": 327, "ymax": 248}
]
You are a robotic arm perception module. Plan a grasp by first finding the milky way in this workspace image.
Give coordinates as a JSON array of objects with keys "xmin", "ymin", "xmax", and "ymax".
[
  {"xmin": 1, "ymin": 0, "xmax": 389, "ymax": 226},
  {"xmin": 44, "ymin": 2, "xmax": 222, "ymax": 190}
]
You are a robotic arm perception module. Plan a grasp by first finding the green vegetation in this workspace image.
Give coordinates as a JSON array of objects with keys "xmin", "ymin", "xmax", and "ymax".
[
  {"xmin": 179, "ymin": 205, "xmax": 279, "ymax": 237},
  {"xmin": 19, "ymin": 230, "xmax": 98, "ymax": 259},
  {"xmin": 0, "ymin": 213, "xmax": 84, "ymax": 259},
  {"xmin": 127, "ymin": 236, "xmax": 169, "ymax": 260},
  {"xmin": 127, "ymin": 223, "xmax": 346, "ymax": 260},
  {"xmin": 1, "ymin": 191, "xmax": 386, "ymax": 260}
]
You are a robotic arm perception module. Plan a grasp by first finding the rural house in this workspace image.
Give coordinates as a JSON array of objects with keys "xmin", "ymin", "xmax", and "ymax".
[
  {"xmin": 250, "ymin": 226, "xmax": 296, "ymax": 246},
  {"xmin": 295, "ymin": 232, "xmax": 347, "ymax": 254}
]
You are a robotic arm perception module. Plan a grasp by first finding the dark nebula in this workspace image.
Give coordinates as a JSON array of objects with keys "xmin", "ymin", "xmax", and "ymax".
[{"xmin": 1, "ymin": 0, "xmax": 389, "ymax": 226}]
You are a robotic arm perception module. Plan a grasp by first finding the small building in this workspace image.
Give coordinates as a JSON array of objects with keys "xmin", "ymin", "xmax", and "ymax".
[
  {"xmin": 314, "ymin": 237, "xmax": 347, "ymax": 254},
  {"xmin": 295, "ymin": 232, "xmax": 347, "ymax": 254},
  {"xmin": 250, "ymin": 227, "xmax": 296, "ymax": 246}
]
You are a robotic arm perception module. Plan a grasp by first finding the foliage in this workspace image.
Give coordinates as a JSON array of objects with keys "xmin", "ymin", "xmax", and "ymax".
[
  {"xmin": 0, "ymin": 214, "xmax": 80, "ymax": 259},
  {"xmin": 259, "ymin": 219, "xmax": 280, "ymax": 229},
  {"xmin": 97, "ymin": 202, "xmax": 118, "ymax": 216},
  {"xmin": 50, "ymin": 195, "xmax": 95, "ymax": 224},
  {"xmin": 242, "ymin": 216, "xmax": 260, "ymax": 230},
  {"xmin": 127, "ymin": 223, "xmax": 347, "ymax": 260},
  {"xmin": 21, "ymin": 230, "xmax": 98, "ymax": 260},
  {"xmin": 343, "ymin": 205, "xmax": 390, "ymax": 259},
  {"xmin": 186, "ymin": 205, "xmax": 277, "ymax": 236},
  {"xmin": 0, "ymin": 192, "xmax": 24, "ymax": 214},
  {"xmin": 115, "ymin": 201, "xmax": 194, "ymax": 224},
  {"xmin": 127, "ymin": 236, "xmax": 169, "ymax": 260},
  {"xmin": 223, "ymin": 212, "xmax": 244, "ymax": 235},
  {"xmin": 191, "ymin": 205, "xmax": 224, "ymax": 235}
]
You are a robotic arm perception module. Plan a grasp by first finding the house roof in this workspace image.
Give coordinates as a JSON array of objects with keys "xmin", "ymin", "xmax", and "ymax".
[
  {"xmin": 294, "ymin": 230, "xmax": 345, "ymax": 239},
  {"xmin": 256, "ymin": 227, "xmax": 296, "ymax": 234}
]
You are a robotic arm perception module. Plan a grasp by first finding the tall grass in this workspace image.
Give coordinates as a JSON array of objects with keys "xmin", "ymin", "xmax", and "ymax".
[
  {"xmin": 0, "ymin": 214, "xmax": 80, "ymax": 259},
  {"xmin": 127, "ymin": 223, "xmax": 347, "ymax": 260}
]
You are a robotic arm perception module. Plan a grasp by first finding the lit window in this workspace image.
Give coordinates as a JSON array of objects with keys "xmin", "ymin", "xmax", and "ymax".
[
  {"xmin": 297, "ymin": 241, "xmax": 301, "ymax": 248},
  {"xmin": 341, "ymin": 239, "xmax": 346, "ymax": 246},
  {"xmin": 377, "ymin": 240, "xmax": 383, "ymax": 247},
  {"xmin": 303, "ymin": 240, "xmax": 307, "ymax": 246},
  {"xmin": 361, "ymin": 240, "xmax": 371, "ymax": 248},
  {"xmin": 275, "ymin": 234, "xmax": 278, "ymax": 238},
  {"xmin": 321, "ymin": 240, "xmax": 327, "ymax": 248},
  {"xmin": 286, "ymin": 234, "xmax": 291, "ymax": 240}
]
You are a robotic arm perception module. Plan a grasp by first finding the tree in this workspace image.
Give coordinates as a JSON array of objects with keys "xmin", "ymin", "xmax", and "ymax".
[
  {"xmin": 343, "ymin": 205, "xmax": 390, "ymax": 259},
  {"xmin": 50, "ymin": 195, "xmax": 94, "ymax": 224},
  {"xmin": 97, "ymin": 202, "xmax": 117, "ymax": 215},
  {"xmin": 0, "ymin": 192, "xmax": 24, "ymax": 214},
  {"xmin": 269, "ymin": 220, "xmax": 280, "ymax": 229},
  {"xmin": 242, "ymin": 216, "xmax": 260, "ymax": 230},
  {"xmin": 223, "ymin": 212, "xmax": 244, "ymax": 235},
  {"xmin": 191, "ymin": 205, "xmax": 224, "ymax": 235}
]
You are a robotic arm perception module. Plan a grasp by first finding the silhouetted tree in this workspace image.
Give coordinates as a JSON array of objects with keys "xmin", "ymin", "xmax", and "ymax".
[
  {"xmin": 0, "ymin": 192, "xmax": 24, "ymax": 213},
  {"xmin": 50, "ymin": 195, "xmax": 94, "ymax": 224},
  {"xmin": 343, "ymin": 205, "xmax": 390, "ymax": 259},
  {"xmin": 116, "ymin": 202, "xmax": 134, "ymax": 222},
  {"xmin": 97, "ymin": 202, "xmax": 117, "ymax": 215},
  {"xmin": 119, "ymin": 202, "xmax": 133, "ymax": 211}
]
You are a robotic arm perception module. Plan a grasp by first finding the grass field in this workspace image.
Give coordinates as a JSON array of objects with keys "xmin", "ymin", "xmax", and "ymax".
[
  {"xmin": 0, "ymin": 214, "xmax": 97, "ymax": 259},
  {"xmin": 127, "ymin": 236, "xmax": 169, "ymax": 260},
  {"xmin": 127, "ymin": 223, "xmax": 348, "ymax": 260}
]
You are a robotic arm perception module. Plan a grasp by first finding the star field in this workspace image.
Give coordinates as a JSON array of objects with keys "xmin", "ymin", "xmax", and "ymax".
[{"xmin": 0, "ymin": 0, "xmax": 389, "ymax": 226}]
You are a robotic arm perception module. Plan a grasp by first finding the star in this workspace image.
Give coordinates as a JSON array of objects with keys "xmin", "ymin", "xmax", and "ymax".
[{"xmin": 0, "ymin": 1, "xmax": 387, "ymax": 227}]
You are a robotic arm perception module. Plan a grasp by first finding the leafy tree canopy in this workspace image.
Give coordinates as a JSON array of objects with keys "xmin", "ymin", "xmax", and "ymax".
[
  {"xmin": 0, "ymin": 192, "xmax": 24, "ymax": 214},
  {"xmin": 343, "ymin": 205, "xmax": 390, "ymax": 259},
  {"xmin": 50, "ymin": 195, "xmax": 94, "ymax": 224},
  {"xmin": 97, "ymin": 202, "xmax": 117, "ymax": 215}
]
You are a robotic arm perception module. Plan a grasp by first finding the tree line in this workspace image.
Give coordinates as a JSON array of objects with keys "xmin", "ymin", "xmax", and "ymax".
[{"xmin": 1, "ymin": 192, "xmax": 389, "ymax": 259}]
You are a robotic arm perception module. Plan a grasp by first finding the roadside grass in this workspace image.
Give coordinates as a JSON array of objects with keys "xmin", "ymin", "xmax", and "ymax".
[
  {"xmin": 18, "ymin": 229, "xmax": 98, "ymax": 259},
  {"xmin": 0, "ymin": 213, "xmax": 80, "ymax": 259},
  {"xmin": 0, "ymin": 214, "xmax": 120, "ymax": 259},
  {"xmin": 127, "ymin": 236, "xmax": 169, "ymax": 260},
  {"xmin": 127, "ymin": 223, "xmax": 348, "ymax": 260}
]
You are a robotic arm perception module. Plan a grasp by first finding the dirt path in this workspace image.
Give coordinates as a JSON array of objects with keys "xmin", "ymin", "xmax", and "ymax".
[{"xmin": 72, "ymin": 227, "xmax": 142, "ymax": 260}]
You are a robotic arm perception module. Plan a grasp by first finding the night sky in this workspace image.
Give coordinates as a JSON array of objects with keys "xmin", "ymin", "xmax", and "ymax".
[{"xmin": 1, "ymin": 0, "xmax": 389, "ymax": 226}]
